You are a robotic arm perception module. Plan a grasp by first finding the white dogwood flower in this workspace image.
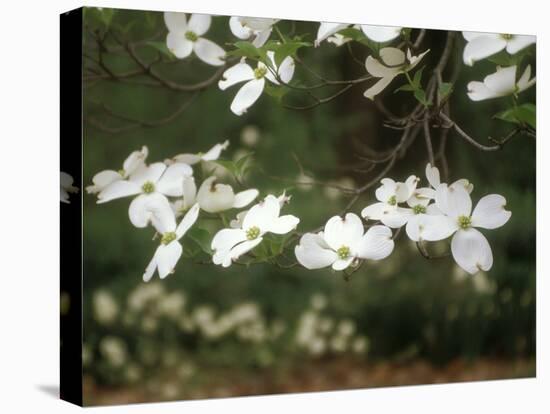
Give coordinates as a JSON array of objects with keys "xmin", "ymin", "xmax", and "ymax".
[
  {"xmin": 171, "ymin": 176, "xmax": 198, "ymax": 217},
  {"xmin": 229, "ymin": 16, "xmax": 277, "ymax": 47},
  {"xmin": 422, "ymin": 184, "xmax": 512, "ymax": 274},
  {"xmin": 219, "ymin": 52, "xmax": 295, "ymax": 115},
  {"xmin": 424, "ymin": 163, "xmax": 474, "ymax": 194},
  {"xmin": 164, "ymin": 12, "xmax": 225, "ymax": 66},
  {"xmin": 462, "ymin": 32, "xmax": 536, "ymax": 66},
  {"xmin": 295, "ymin": 213, "xmax": 394, "ymax": 271},
  {"xmin": 211, "ymin": 195, "xmax": 300, "ymax": 267},
  {"xmin": 96, "ymin": 162, "xmax": 193, "ymax": 228},
  {"xmin": 361, "ymin": 176, "xmax": 419, "ymax": 228},
  {"xmin": 364, "ymin": 48, "xmax": 429, "ymax": 99},
  {"xmin": 170, "ymin": 140, "xmax": 229, "ymax": 165},
  {"xmin": 86, "ymin": 146, "xmax": 148, "ymax": 194},
  {"xmin": 467, "ymin": 65, "xmax": 535, "ymax": 101},
  {"xmin": 143, "ymin": 203, "xmax": 200, "ymax": 282},
  {"xmin": 230, "ymin": 191, "xmax": 291, "ymax": 228},
  {"xmin": 360, "ymin": 25, "xmax": 402, "ymax": 43},
  {"xmin": 315, "ymin": 23, "xmax": 402, "ymax": 47},
  {"xmin": 196, "ymin": 176, "xmax": 258, "ymax": 213},
  {"xmin": 61, "ymin": 172, "xmax": 78, "ymax": 204}
]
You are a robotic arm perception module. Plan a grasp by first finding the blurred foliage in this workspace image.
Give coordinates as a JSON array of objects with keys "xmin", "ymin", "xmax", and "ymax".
[{"xmin": 80, "ymin": 7, "xmax": 536, "ymax": 401}]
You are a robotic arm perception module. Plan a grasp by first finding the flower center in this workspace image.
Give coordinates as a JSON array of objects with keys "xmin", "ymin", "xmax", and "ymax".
[
  {"xmin": 161, "ymin": 231, "xmax": 177, "ymax": 245},
  {"xmin": 457, "ymin": 215, "xmax": 472, "ymax": 230},
  {"xmin": 500, "ymin": 33, "xmax": 513, "ymax": 40},
  {"xmin": 141, "ymin": 181, "xmax": 155, "ymax": 194},
  {"xmin": 254, "ymin": 67, "xmax": 267, "ymax": 80},
  {"xmin": 118, "ymin": 169, "xmax": 125, "ymax": 176},
  {"xmin": 413, "ymin": 205, "xmax": 427, "ymax": 215},
  {"xmin": 387, "ymin": 195, "xmax": 397, "ymax": 206},
  {"xmin": 337, "ymin": 246, "xmax": 350, "ymax": 260},
  {"xmin": 185, "ymin": 31, "xmax": 198, "ymax": 42},
  {"xmin": 246, "ymin": 226, "xmax": 260, "ymax": 240}
]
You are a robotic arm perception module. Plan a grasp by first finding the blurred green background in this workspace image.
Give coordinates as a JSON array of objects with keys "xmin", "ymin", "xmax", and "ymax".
[{"xmin": 79, "ymin": 8, "xmax": 535, "ymax": 405}]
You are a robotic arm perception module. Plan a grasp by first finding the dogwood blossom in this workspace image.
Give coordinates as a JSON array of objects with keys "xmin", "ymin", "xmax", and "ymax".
[
  {"xmin": 211, "ymin": 195, "xmax": 299, "ymax": 267},
  {"xmin": 360, "ymin": 25, "xmax": 402, "ymax": 43},
  {"xmin": 462, "ymin": 32, "xmax": 536, "ymax": 66},
  {"xmin": 422, "ymin": 184, "xmax": 512, "ymax": 274},
  {"xmin": 195, "ymin": 176, "xmax": 259, "ymax": 213},
  {"xmin": 424, "ymin": 163, "xmax": 474, "ymax": 194},
  {"xmin": 143, "ymin": 203, "xmax": 200, "ymax": 281},
  {"xmin": 86, "ymin": 146, "xmax": 148, "ymax": 194},
  {"xmin": 295, "ymin": 213, "xmax": 394, "ymax": 271},
  {"xmin": 364, "ymin": 48, "xmax": 429, "ymax": 99},
  {"xmin": 170, "ymin": 140, "xmax": 229, "ymax": 165},
  {"xmin": 61, "ymin": 172, "xmax": 78, "ymax": 204},
  {"xmin": 467, "ymin": 65, "xmax": 535, "ymax": 101},
  {"xmin": 230, "ymin": 191, "xmax": 291, "ymax": 228},
  {"xmin": 96, "ymin": 162, "xmax": 193, "ymax": 228},
  {"xmin": 361, "ymin": 176, "xmax": 419, "ymax": 228},
  {"xmin": 229, "ymin": 16, "xmax": 277, "ymax": 47},
  {"xmin": 315, "ymin": 23, "xmax": 402, "ymax": 47},
  {"xmin": 164, "ymin": 12, "xmax": 225, "ymax": 66},
  {"xmin": 219, "ymin": 52, "xmax": 295, "ymax": 115}
]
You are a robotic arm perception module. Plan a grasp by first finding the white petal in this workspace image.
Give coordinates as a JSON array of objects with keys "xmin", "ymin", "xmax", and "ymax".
[
  {"xmin": 467, "ymin": 81, "xmax": 498, "ymax": 101},
  {"xmin": 60, "ymin": 171, "xmax": 74, "ymax": 188},
  {"xmin": 332, "ymin": 257, "xmax": 354, "ymax": 271},
  {"xmin": 268, "ymin": 215, "xmax": 300, "ymax": 235},
  {"xmin": 356, "ymin": 225, "xmax": 394, "ymax": 260},
  {"xmin": 188, "ymin": 14, "xmax": 211, "ymax": 36},
  {"xmin": 425, "ymin": 163, "xmax": 440, "ymax": 189},
  {"xmin": 122, "ymin": 146, "xmax": 148, "ymax": 176},
  {"xmin": 517, "ymin": 65, "xmax": 536, "ymax": 93},
  {"xmin": 182, "ymin": 176, "xmax": 197, "ymax": 209},
  {"xmin": 406, "ymin": 49, "xmax": 429, "ymax": 70},
  {"xmin": 294, "ymin": 233, "xmax": 338, "ymax": 270},
  {"xmin": 361, "ymin": 25, "xmax": 401, "ymax": 43},
  {"xmin": 232, "ymin": 189, "xmax": 259, "ymax": 208},
  {"xmin": 194, "ymin": 38, "xmax": 225, "ymax": 66},
  {"xmin": 212, "ymin": 228, "xmax": 247, "ymax": 260},
  {"xmin": 365, "ymin": 56, "xmax": 401, "ymax": 78},
  {"xmin": 142, "ymin": 252, "xmax": 158, "ymax": 282},
  {"xmin": 463, "ymin": 35, "xmax": 506, "ymax": 65},
  {"xmin": 156, "ymin": 163, "xmax": 193, "ymax": 197},
  {"xmin": 505, "ymin": 35, "xmax": 535, "ymax": 55},
  {"xmin": 407, "ymin": 187, "xmax": 435, "ymax": 207},
  {"xmin": 164, "ymin": 12, "xmax": 187, "ymax": 33},
  {"xmin": 86, "ymin": 170, "xmax": 121, "ymax": 194},
  {"xmin": 129, "ymin": 163, "xmax": 166, "ymax": 187},
  {"xmin": 450, "ymin": 179, "xmax": 474, "ymax": 194},
  {"xmin": 375, "ymin": 178, "xmax": 397, "ymax": 202},
  {"xmin": 243, "ymin": 195, "xmax": 280, "ymax": 232},
  {"xmin": 223, "ymin": 238, "xmax": 263, "ymax": 267},
  {"xmin": 435, "ymin": 184, "xmax": 472, "ymax": 219},
  {"xmin": 172, "ymin": 153, "xmax": 202, "ymax": 165},
  {"xmin": 239, "ymin": 17, "xmax": 278, "ymax": 31},
  {"xmin": 219, "ymin": 63, "xmax": 255, "ymax": 90},
  {"xmin": 176, "ymin": 203, "xmax": 200, "ymax": 239},
  {"xmin": 396, "ymin": 175, "xmax": 418, "ymax": 202},
  {"xmin": 380, "ymin": 47, "xmax": 406, "ymax": 66},
  {"xmin": 364, "ymin": 76, "xmax": 395, "ymax": 100},
  {"xmin": 230, "ymin": 78, "xmax": 265, "ymax": 116},
  {"xmin": 229, "ymin": 16, "xmax": 252, "ymax": 39},
  {"xmin": 471, "ymin": 194, "xmax": 511, "ymax": 230},
  {"xmin": 406, "ymin": 214, "xmax": 457, "ymax": 242},
  {"xmin": 277, "ymin": 56, "xmax": 295, "ymax": 84},
  {"xmin": 361, "ymin": 202, "xmax": 390, "ymax": 221},
  {"xmin": 97, "ymin": 180, "xmax": 140, "ymax": 204},
  {"xmin": 380, "ymin": 207, "xmax": 412, "ymax": 229},
  {"xmin": 252, "ymin": 28, "xmax": 272, "ymax": 47},
  {"xmin": 484, "ymin": 65, "xmax": 516, "ymax": 96},
  {"xmin": 462, "ymin": 31, "xmax": 489, "ymax": 42},
  {"xmin": 129, "ymin": 193, "xmax": 175, "ymax": 231},
  {"xmin": 196, "ymin": 176, "xmax": 236, "ymax": 213},
  {"xmin": 451, "ymin": 228, "xmax": 493, "ymax": 274},
  {"xmin": 156, "ymin": 242, "xmax": 183, "ymax": 279},
  {"xmin": 61, "ymin": 187, "xmax": 69, "ymax": 203},
  {"xmin": 315, "ymin": 22, "xmax": 349, "ymax": 46},
  {"xmin": 323, "ymin": 213, "xmax": 364, "ymax": 251},
  {"xmin": 201, "ymin": 140, "xmax": 230, "ymax": 161},
  {"xmin": 166, "ymin": 32, "xmax": 193, "ymax": 59}
]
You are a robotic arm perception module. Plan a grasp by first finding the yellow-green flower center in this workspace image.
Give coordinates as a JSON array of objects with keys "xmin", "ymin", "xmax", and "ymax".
[
  {"xmin": 246, "ymin": 226, "xmax": 260, "ymax": 240},
  {"xmin": 141, "ymin": 181, "xmax": 155, "ymax": 194},
  {"xmin": 118, "ymin": 169, "xmax": 125, "ymax": 177},
  {"xmin": 337, "ymin": 246, "xmax": 350, "ymax": 260},
  {"xmin": 500, "ymin": 33, "xmax": 513, "ymax": 40},
  {"xmin": 254, "ymin": 67, "xmax": 267, "ymax": 80},
  {"xmin": 458, "ymin": 215, "xmax": 472, "ymax": 230},
  {"xmin": 185, "ymin": 31, "xmax": 198, "ymax": 42},
  {"xmin": 413, "ymin": 205, "xmax": 427, "ymax": 215},
  {"xmin": 387, "ymin": 195, "xmax": 397, "ymax": 206},
  {"xmin": 161, "ymin": 231, "xmax": 177, "ymax": 245}
]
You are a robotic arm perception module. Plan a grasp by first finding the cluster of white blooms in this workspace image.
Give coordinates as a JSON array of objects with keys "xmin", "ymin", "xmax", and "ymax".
[
  {"xmin": 87, "ymin": 141, "xmax": 261, "ymax": 282},
  {"xmin": 463, "ymin": 32, "xmax": 536, "ymax": 101},
  {"xmin": 60, "ymin": 171, "xmax": 78, "ymax": 203}
]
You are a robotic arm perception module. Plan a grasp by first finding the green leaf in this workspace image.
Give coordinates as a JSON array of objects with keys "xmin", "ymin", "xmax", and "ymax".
[
  {"xmin": 494, "ymin": 103, "xmax": 536, "ymax": 129},
  {"xmin": 412, "ymin": 66, "xmax": 424, "ymax": 88},
  {"xmin": 186, "ymin": 227, "xmax": 213, "ymax": 255},
  {"xmin": 414, "ymin": 89, "xmax": 431, "ymax": 107},
  {"xmin": 226, "ymin": 41, "xmax": 263, "ymax": 59},
  {"xmin": 394, "ymin": 84, "xmax": 416, "ymax": 93},
  {"xmin": 272, "ymin": 40, "xmax": 311, "ymax": 67},
  {"xmin": 437, "ymin": 82, "xmax": 453, "ymax": 102},
  {"xmin": 263, "ymin": 83, "xmax": 289, "ymax": 103},
  {"xmin": 338, "ymin": 28, "xmax": 366, "ymax": 42}
]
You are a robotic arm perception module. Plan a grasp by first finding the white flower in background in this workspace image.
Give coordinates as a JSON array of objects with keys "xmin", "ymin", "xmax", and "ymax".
[
  {"xmin": 360, "ymin": 25, "xmax": 402, "ymax": 43},
  {"xmin": 295, "ymin": 213, "xmax": 394, "ymax": 271},
  {"xmin": 143, "ymin": 203, "xmax": 200, "ymax": 281},
  {"xmin": 170, "ymin": 140, "xmax": 229, "ymax": 165},
  {"xmin": 462, "ymin": 32, "xmax": 536, "ymax": 66},
  {"xmin": 99, "ymin": 336, "xmax": 127, "ymax": 367},
  {"xmin": 164, "ymin": 12, "xmax": 225, "ymax": 66},
  {"xmin": 421, "ymin": 184, "xmax": 511, "ymax": 274},
  {"xmin": 364, "ymin": 47, "xmax": 429, "ymax": 99},
  {"xmin": 316, "ymin": 22, "xmax": 402, "ymax": 47},
  {"xmin": 96, "ymin": 162, "xmax": 192, "ymax": 228},
  {"xmin": 86, "ymin": 146, "xmax": 148, "ymax": 194},
  {"xmin": 229, "ymin": 16, "xmax": 277, "ymax": 47},
  {"xmin": 361, "ymin": 176, "xmax": 419, "ymax": 228},
  {"xmin": 93, "ymin": 290, "xmax": 119, "ymax": 325},
  {"xmin": 219, "ymin": 52, "xmax": 295, "ymax": 115},
  {"xmin": 211, "ymin": 195, "xmax": 300, "ymax": 267},
  {"xmin": 467, "ymin": 65, "xmax": 535, "ymax": 101},
  {"xmin": 60, "ymin": 172, "xmax": 78, "ymax": 203},
  {"xmin": 196, "ymin": 176, "xmax": 258, "ymax": 213}
]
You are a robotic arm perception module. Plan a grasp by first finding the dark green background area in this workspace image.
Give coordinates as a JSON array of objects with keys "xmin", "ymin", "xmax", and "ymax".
[{"xmin": 81, "ymin": 7, "xmax": 535, "ymax": 403}]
